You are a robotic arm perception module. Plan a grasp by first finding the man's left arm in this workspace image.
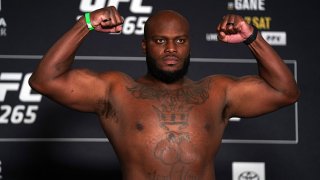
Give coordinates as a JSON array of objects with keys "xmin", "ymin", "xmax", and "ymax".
[{"xmin": 217, "ymin": 14, "xmax": 300, "ymax": 118}]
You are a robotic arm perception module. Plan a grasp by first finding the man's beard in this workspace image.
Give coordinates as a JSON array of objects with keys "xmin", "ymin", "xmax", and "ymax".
[{"xmin": 146, "ymin": 53, "xmax": 190, "ymax": 84}]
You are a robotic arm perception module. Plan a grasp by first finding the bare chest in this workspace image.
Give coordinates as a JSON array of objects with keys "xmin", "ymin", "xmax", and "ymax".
[
  {"xmin": 99, "ymin": 81, "xmax": 226, "ymax": 178},
  {"xmin": 102, "ymin": 80, "xmax": 226, "ymax": 145}
]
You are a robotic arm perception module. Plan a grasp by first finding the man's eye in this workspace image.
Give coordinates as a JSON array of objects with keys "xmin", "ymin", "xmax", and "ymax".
[
  {"xmin": 176, "ymin": 39, "xmax": 185, "ymax": 44},
  {"xmin": 156, "ymin": 39, "xmax": 165, "ymax": 44}
]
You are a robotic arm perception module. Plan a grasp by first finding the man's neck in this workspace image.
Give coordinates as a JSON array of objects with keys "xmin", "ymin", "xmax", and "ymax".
[{"xmin": 137, "ymin": 74, "xmax": 192, "ymax": 90}]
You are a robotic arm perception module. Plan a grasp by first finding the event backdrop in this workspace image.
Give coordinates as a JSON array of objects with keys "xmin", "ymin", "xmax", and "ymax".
[{"xmin": 0, "ymin": 0, "xmax": 319, "ymax": 179}]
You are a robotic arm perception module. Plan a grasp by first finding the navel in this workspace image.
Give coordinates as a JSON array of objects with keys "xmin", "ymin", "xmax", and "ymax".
[{"xmin": 136, "ymin": 122, "xmax": 144, "ymax": 131}]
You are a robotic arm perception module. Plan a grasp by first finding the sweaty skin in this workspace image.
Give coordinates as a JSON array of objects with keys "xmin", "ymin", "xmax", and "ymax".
[{"xmin": 29, "ymin": 7, "xmax": 300, "ymax": 180}]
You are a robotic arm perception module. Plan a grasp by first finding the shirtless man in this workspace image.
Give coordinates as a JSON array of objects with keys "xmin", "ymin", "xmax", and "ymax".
[{"xmin": 29, "ymin": 6, "xmax": 300, "ymax": 180}]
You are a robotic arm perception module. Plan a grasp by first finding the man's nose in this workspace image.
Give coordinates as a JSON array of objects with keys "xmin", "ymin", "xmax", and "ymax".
[{"xmin": 165, "ymin": 41, "xmax": 177, "ymax": 53}]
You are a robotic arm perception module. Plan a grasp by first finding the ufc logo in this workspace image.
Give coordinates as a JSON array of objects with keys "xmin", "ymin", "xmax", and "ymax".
[
  {"xmin": 79, "ymin": 0, "xmax": 153, "ymax": 14},
  {"xmin": 0, "ymin": 72, "xmax": 42, "ymax": 102}
]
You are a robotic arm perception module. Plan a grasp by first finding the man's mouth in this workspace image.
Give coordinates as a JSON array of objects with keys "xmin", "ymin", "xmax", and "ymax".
[{"xmin": 163, "ymin": 56, "xmax": 179, "ymax": 65}]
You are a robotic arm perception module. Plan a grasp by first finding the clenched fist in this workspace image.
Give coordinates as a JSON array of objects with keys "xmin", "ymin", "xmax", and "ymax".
[
  {"xmin": 216, "ymin": 14, "xmax": 255, "ymax": 44},
  {"xmin": 87, "ymin": 6, "xmax": 124, "ymax": 33}
]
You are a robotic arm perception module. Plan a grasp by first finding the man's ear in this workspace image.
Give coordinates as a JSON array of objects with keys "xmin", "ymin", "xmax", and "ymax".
[{"xmin": 141, "ymin": 39, "xmax": 146, "ymax": 54}]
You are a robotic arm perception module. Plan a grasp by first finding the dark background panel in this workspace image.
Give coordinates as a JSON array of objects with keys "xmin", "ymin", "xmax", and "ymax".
[{"xmin": 1, "ymin": 0, "xmax": 319, "ymax": 179}]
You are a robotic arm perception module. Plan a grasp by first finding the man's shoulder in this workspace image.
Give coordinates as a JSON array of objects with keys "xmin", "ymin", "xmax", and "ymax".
[
  {"xmin": 199, "ymin": 74, "xmax": 238, "ymax": 85},
  {"xmin": 192, "ymin": 75, "xmax": 242, "ymax": 95},
  {"xmin": 99, "ymin": 71, "xmax": 135, "ymax": 83}
]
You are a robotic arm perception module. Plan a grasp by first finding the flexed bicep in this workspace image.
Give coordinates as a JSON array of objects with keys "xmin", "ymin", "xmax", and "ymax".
[
  {"xmin": 225, "ymin": 75, "xmax": 293, "ymax": 118},
  {"xmin": 32, "ymin": 69, "xmax": 110, "ymax": 113}
]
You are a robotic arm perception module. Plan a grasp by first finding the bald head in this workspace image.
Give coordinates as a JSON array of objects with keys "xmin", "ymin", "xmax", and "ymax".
[{"xmin": 144, "ymin": 10, "xmax": 190, "ymax": 39}]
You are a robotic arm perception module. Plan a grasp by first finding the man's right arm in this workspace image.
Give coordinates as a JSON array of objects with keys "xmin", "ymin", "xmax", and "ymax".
[{"xmin": 29, "ymin": 6, "xmax": 123, "ymax": 112}]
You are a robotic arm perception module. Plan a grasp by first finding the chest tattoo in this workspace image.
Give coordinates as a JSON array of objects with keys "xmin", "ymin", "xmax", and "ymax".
[
  {"xmin": 127, "ymin": 79, "xmax": 211, "ymax": 175},
  {"xmin": 127, "ymin": 80, "xmax": 210, "ymax": 128}
]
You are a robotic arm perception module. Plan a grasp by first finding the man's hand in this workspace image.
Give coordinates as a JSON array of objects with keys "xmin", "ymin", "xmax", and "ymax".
[
  {"xmin": 216, "ymin": 14, "xmax": 254, "ymax": 44},
  {"xmin": 89, "ymin": 6, "xmax": 124, "ymax": 33}
]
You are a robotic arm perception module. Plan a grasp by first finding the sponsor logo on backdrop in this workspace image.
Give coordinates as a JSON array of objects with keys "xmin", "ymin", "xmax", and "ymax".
[
  {"xmin": 0, "ymin": 72, "xmax": 42, "ymax": 125},
  {"xmin": 227, "ymin": 0, "xmax": 266, "ymax": 11},
  {"xmin": 0, "ymin": 0, "xmax": 7, "ymax": 37},
  {"xmin": 238, "ymin": 171, "xmax": 259, "ymax": 180},
  {"xmin": 261, "ymin": 31, "xmax": 286, "ymax": 46},
  {"xmin": 244, "ymin": 16, "xmax": 271, "ymax": 30},
  {"xmin": 77, "ymin": 0, "xmax": 154, "ymax": 35},
  {"xmin": 232, "ymin": 162, "xmax": 265, "ymax": 180}
]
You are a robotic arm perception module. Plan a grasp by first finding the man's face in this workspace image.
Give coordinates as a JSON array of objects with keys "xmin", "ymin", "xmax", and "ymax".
[{"xmin": 142, "ymin": 11, "xmax": 191, "ymax": 83}]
